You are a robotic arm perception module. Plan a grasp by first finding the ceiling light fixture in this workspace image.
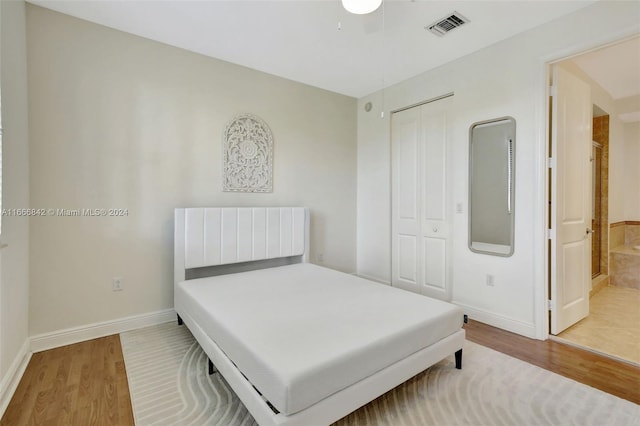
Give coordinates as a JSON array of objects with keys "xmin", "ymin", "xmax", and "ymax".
[{"xmin": 342, "ymin": 0, "xmax": 382, "ymax": 15}]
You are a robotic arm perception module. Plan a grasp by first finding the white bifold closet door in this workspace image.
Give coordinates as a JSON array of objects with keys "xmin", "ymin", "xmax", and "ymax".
[{"xmin": 391, "ymin": 99, "xmax": 451, "ymax": 300}]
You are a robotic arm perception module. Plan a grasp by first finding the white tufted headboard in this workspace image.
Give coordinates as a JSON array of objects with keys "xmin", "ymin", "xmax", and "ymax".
[{"xmin": 174, "ymin": 207, "xmax": 309, "ymax": 285}]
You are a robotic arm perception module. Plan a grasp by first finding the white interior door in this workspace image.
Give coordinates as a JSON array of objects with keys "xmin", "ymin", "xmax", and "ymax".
[
  {"xmin": 420, "ymin": 105, "xmax": 449, "ymax": 300},
  {"xmin": 392, "ymin": 107, "xmax": 421, "ymax": 294},
  {"xmin": 391, "ymin": 100, "xmax": 450, "ymax": 300},
  {"xmin": 550, "ymin": 65, "xmax": 592, "ymax": 335}
]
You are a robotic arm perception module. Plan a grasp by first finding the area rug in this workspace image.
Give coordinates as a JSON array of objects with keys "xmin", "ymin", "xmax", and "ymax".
[{"xmin": 121, "ymin": 322, "xmax": 640, "ymax": 426}]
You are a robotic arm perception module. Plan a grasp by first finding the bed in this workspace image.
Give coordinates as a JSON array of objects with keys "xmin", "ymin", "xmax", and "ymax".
[{"xmin": 174, "ymin": 207, "xmax": 465, "ymax": 426}]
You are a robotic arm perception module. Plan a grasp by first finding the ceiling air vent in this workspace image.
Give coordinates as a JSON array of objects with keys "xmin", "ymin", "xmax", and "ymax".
[{"xmin": 426, "ymin": 12, "xmax": 469, "ymax": 37}]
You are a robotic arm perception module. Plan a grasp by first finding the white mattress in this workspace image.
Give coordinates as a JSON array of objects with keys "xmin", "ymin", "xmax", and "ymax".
[{"xmin": 175, "ymin": 263, "xmax": 463, "ymax": 416}]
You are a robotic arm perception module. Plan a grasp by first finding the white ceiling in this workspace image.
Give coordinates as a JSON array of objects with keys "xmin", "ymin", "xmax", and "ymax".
[
  {"xmin": 571, "ymin": 36, "xmax": 640, "ymax": 100},
  {"xmin": 28, "ymin": 0, "xmax": 600, "ymax": 98}
]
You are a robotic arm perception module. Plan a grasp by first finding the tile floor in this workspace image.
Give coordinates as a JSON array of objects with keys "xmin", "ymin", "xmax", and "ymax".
[{"xmin": 558, "ymin": 285, "xmax": 640, "ymax": 365}]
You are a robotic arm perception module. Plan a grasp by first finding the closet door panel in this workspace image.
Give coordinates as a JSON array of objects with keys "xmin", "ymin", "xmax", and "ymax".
[
  {"xmin": 422, "ymin": 109, "xmax": 446, "ymax": 222},
  {"xmin": 398, "ymin": 235, "xmax": 418, "ymax": 284},
  {"xmin": 392, "ymin": 107, "xmax": 422, "ymax": 293},
  {"xmin": 392, "ymin": 98, "xmax": 451, "ymax": 300},
  {"xmin": 423, "ymin": 237, "xmax": 446, "ymax": 291},
  {"xmin": 397, "ymin": 120, "xmax": 419, "ymax": 221},
  {"xmin": 421, "ymin": 105, "xmax": 449, "ymax": 299}
]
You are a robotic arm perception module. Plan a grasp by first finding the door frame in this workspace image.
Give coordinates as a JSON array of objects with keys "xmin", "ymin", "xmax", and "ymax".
[{"xmin": 537, "ymin": 32, "xmax": 638, "ymax": 340}]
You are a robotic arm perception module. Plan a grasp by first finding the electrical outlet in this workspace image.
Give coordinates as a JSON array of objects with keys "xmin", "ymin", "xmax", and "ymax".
[
  {"xmin": 317, "ymin": 253, "xmax": 324, "ymax": 263},
  {"xmin": 456, "ymin": 202, "xmax": 463, "ymax": 214},
  {"xmin": 486, "ymin": 274, "xmax": 495, "ymax": 287},
  {"xmin": 112, "ymin": 277, "xmax": 123, "ymax": 292}
]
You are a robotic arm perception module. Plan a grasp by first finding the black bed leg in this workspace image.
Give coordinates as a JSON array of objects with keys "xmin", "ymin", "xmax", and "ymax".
[
  {"xmin": 208, "ymin": 359, "xmax": 216, "ymax": 375},
  {"xmin": 177, "ymin": 314, "xmax": 183, "ymax": 326},
  {"xmin": 455, "ymin": 349, "xmax": 462, "ymax": 370}
]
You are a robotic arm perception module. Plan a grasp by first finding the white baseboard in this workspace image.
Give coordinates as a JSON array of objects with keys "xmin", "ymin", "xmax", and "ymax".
[
  {"xmin": 454, "ymin": 302, "xmax": 538, "ymax": 339},
  {"xmin": 356, "ymin": 273, "xmax": 391, "ymax": 286},
  {"xmin": 0, "ymin": 339, "xmax": 31, "ymax": 418},
  {"xmin": 30, "ymin": 308, "xmax": 177, "ymax": 353}
]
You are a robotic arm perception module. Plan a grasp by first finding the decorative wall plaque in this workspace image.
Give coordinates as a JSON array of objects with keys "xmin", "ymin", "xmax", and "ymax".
[{"xmin": 222, "ymin": 114, "xmax": 273, "ymax": 192}]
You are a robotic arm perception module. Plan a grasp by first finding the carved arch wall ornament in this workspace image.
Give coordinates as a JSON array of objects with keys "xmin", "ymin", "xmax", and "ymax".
[{"xmin": 222, "ymin": 114, "xmax": 273, "ymax": 193}]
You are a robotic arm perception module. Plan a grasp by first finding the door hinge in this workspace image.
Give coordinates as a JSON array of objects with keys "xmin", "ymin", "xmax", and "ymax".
[
  {"xmin": 548, "ymin": 300, "xmax": 555, "ymax": 311},
  {"xmin": 550, "ymin": 84, "xmax": 557, "ymax": 97},
  {"xmin": 547, "ymin": 229, "xmax": 555, "ymax": 240},
  {"xmin": 547, "ymin": 157, "xmax": 555, "ymax": 168}
]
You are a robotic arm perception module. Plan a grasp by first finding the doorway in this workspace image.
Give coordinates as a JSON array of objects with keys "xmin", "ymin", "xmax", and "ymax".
[{"xmin": 547, "ymin": 37, "xmax": 640, "ymax": 365}]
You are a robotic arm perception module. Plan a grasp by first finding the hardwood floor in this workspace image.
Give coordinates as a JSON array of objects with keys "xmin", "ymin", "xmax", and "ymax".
[
  {"xmin": 464, "ymin": 320, "xmax": 640, "ymax": 405},
  {"xmin": 1, "ymin": 321, "xmax": 638, "ymax": 425},
  {"xmin": 0, "ymin": 334, "xmax": 133, "ymax": 426}
]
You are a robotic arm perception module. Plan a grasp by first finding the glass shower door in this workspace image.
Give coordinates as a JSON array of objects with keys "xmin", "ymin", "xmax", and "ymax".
[{"xmin": 592, "ymin": 142, "xmax": 602, "ymax": 278}]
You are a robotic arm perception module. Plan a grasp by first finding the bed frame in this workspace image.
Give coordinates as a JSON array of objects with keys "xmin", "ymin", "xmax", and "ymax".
[{"xmin": 174, "ymin": 207, "xmax": 465, "ymax": 426}]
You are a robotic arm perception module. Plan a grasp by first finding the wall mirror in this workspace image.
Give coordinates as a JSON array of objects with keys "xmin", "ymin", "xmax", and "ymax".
[{"xmin": 469, "ymin": 117, "xmax": 516, "ymax": 256}]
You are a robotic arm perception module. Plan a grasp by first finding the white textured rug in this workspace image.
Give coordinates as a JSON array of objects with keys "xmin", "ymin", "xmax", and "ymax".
[{"xmin": 121, "ymin": 322, "xmax": 640, "ymax": 426}]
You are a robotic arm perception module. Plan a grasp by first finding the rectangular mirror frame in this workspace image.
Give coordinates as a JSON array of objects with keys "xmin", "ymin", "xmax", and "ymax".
[{"xmin": 468, "ymin": 116, "xmax": 516, "ymax": 257}]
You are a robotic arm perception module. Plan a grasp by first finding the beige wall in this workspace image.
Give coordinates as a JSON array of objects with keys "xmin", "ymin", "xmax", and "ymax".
[
  {"xmin": 0, "ymin": 0, "xmax": 30, "ymax": 400},
  {"xmin": 611, "ymin": 95, "xmax": 640, "ymax": 223},
  {"xmin": 623, "ymin": 121, "xmax": 640, "ymax": 220},
  {"xmin": 609, "ymin": 108, "xmax": 639, "ymax": 224},
  {"xmin": 26, "ymin": 5, "xmax": 357, "ymax": 336}
]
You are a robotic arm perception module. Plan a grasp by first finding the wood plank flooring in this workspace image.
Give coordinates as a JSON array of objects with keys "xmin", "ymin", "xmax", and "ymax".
[
  {"xmin": 1, "ymin": 320, "xmax": 638, "ymax": 425},
  {"xmin": 464, "ymin": 320, "xmax": 640, "ymax": 405},
  {"xmin": 0, "ymin": 334, "xmax": 133, "ymax": 426}
]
